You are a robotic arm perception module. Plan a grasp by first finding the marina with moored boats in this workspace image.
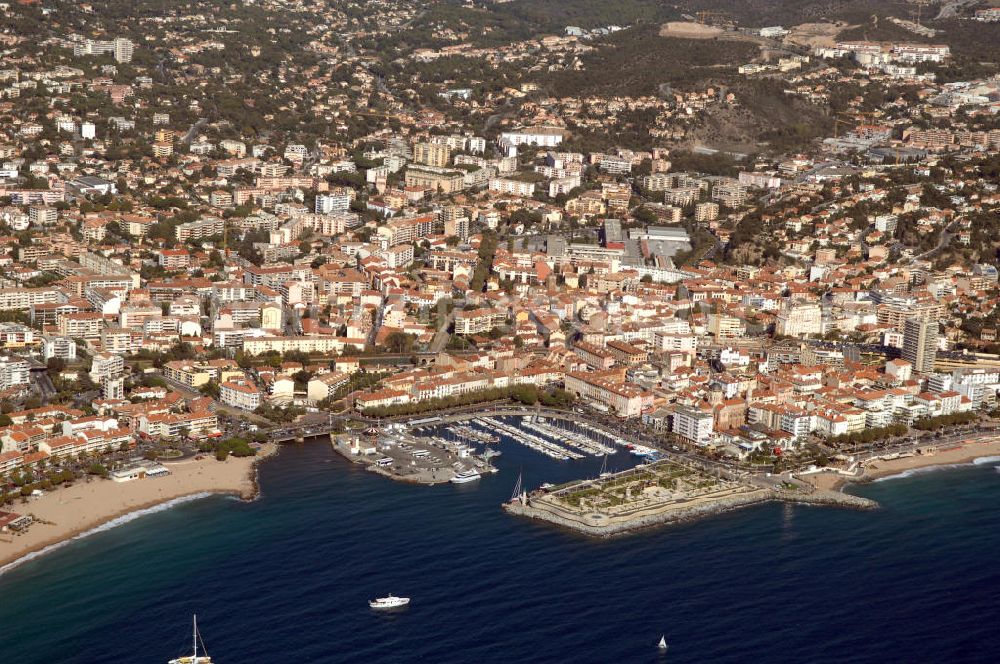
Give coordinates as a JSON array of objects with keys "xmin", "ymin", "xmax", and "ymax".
[{"xmin": 323, "ymin": 410, "xmax": 877, "ymax": 537}]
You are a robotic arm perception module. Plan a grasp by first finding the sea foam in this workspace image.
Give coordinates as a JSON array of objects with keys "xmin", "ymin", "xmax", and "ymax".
[
  {"xmin": 874, "ymin": 456, "xmax": 1000, "ymax": 483},
  {"xmin": 0, "ymin": 492, "xmax": 213, "ymax": 577}
]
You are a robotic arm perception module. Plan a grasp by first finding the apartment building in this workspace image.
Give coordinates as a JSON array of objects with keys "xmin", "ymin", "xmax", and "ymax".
[
  {"xmin": 139, "ymin": 411, "xmax": 218, "ymax": 439},
  {"xmin": 549, "ymin": 175, "xmax": 581, "ymax": 198},
  {"xmin": 90, "ymin": 352, "xmax": 125, "ymax": 381},
  {"xmin": 355, "ymin": 389, "xmax": 412, "ymax": 411},
  {"xmin": 905, "ymin": 127, "xmax": 954, "ymax": 151},
  {"xmin": 210, "ymin": 190, "xmax": 234, "ymax": 207},
  {"xmin": 241, "ymin": 336, "xmax": 366, "ymax": 356},
  {"xmin": 306, "ymin": 372, "xmax": 350, "ymax": 403},
  {"xmin": 220, "ymin": 379, "xmax": 262, "ymax": 411},
  {"xmin": 29, "ymin": 205, "xmax": 58, "ymax": 226},
  {"xmin": 413, "ymin": 142, "xmax": 451, "ymax": 167},
  {"xmin": 0, "ymin": 356, "xmax": 29, "ymax": 391},
  {"xmin": 876, "ymin": 297, "xmax": 945, "ymax": 332},
  {"xmin": 73, "ymin": 37, "xmax": 134, "ymax": 63},
  {"xmin": 499, "ymin": 126, "xmax": 566, "ymax": 147},
  {"xmin": 454, "ymin": 308, "xmax": 507, "ymax": 335},
  {"xmin": 0, "ymin": 287, "xmax": 63, "ymax": 311},
  {"xmin": 606, "ymin": 340, "xmax": 648, "ymax": 366},
  {"xmin": 404, "ymin": 168, "xmax": 465, "ymax": 194},
  {"xmin": 58, "ymin": 312, "xmax": 104, "ymax": 339},
  {"xmin": 42, "ymin": 335, "xmax": 77, "ymax": 361},
  {"xmin": 902, "ymin": 318, "xmax": 938, "ymax": 374},
  {"xmin": 775, "ymin": 303, "xmax": 822, "ymax": 338},
  {"xmin": 376, "ymin": 214, "xmax": 439, "ymax": 247},
  {"xmin": 162, "ymin": 360, "xmax": 244, "ymax": 388},
  {"xmin": 489, "ymin": 178, "xmax": 536, "ymax": 197},
  {"xmin": 0, "ymin": 323, "xmax": 36, "ymax": 350},
  {"xmin": 711, "ymin": 181, "xmax": 749, "ymax": 207},
  {"xmin": 119, "ymin": 302, "xmax": 161, "ymax": 330},
  {"xmin": 158, "ymin": 249, "xmax": 191, "ymax": 269},
  {"xmin": 671, "ymin": 405, "xmax": 715, "ymax": 445},
  {"xmin": 118, "ymin": 214, "xmax": 155, "ymax": 238},
  {"xmin": 665, "ymin": 186, "xmax": 700, "ymax": 206},
  {"xmin": 563, "ymin": 371, "xmax": 653, "ymax": 418},
  {"xmin": 694, "ymin": 202, "xmax": 719, "ymax": 222},
  {"xmin": 708, "ymin": 314, "xmax": 745, "ymax": 339},
  {"xmin": 315, "ymin": 192, "xmax": 351, "ymax": 214},
  {"xmin": 572, "ymin": 341, "xmax": 616, "ymax": 370},
  {"xmin": 175, "ymin": 216, "xmax": 225, "ymax": 241}
]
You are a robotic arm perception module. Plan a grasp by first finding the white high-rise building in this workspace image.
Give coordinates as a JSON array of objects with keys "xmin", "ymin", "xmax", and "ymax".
[
  {"xmin": 101, "ymin": 375, "xmax": 125, "ymax": 401},
  {"xmin": 902, "ymin": 318, "xmax": 938, "ymax": 374},
  {"xmin": 315, "ymin": 193, "xmax": 350, "ymax": 215},
  {"xmin": 73, "ymin": 37, "xmax": 134, "ymax": 64},
  {"xmin": 90, "ymin": 352, "xmax": 125, "ymax": 382},
  {"xmin": 672, "ymin": 406, "xmax": 714, "ymax": 445},
  {"xmin": 113, "ymin": 38, "xmax": 134, "ymax": 63},
  {"xmin": 0, "ymin": 356, "xmax": 30, "ymax": 391},
  {"xmin": 43, "ymin": 336, "xmax": 77, "ymax": 361}
]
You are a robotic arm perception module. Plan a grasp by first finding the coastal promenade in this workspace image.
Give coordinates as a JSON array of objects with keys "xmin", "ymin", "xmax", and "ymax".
[{"xmin": 801, "ymin": 435, "xmax": 1000, "ymax": 491}]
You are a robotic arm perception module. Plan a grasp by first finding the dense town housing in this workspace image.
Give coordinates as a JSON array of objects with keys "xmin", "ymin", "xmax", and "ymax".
[{"xmin": 0, "ymin": 0, "xmax": 998, "ymax": 516}]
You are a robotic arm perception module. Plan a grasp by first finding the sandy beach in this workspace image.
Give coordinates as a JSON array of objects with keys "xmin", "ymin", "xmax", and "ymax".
[
  {"xmin": 0, "ymin": 444, "xmax": 276, "ymax": 571},
  {"xmin": 802, "ymin": 438, "xmax": 1000, "ymax": 492}
]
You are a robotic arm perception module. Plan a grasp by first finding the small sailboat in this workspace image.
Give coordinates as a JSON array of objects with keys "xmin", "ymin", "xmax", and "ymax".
[
  {"xmin": 599, "ymin": 453, "xmax": 611, "ymax": 478},
  {"xmin": 509, "ymin": 470, "xmax": 525, "ymax": 504},
  {"xmin": 168, "ymin": 615, "xmax": 212, "ymax": 664},
  {"xmin": 658, "ymin": 635, "xmax": 668, "ymax": 651}
]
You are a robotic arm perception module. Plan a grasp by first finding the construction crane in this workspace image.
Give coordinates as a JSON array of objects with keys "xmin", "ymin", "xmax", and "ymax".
[
  {"xmin": 832, "ymin": 112, "xmax": 857, "ymax": 139},
  {"xmin": 912, "ymin": 0, "xmax": 930, "ymax": 27},
  {"xmin": 696, "ymin": 11, "xmax": 728, "ymax": 25}
]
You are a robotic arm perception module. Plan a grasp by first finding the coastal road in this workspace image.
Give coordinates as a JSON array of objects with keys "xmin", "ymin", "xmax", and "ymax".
[
  {"xmin": 428, "ymin": 309, "xmax": 455, "ymax": 353},
  {"xmin": 181, "ymin": 118, "xmax": 208, "ymax": 146},
  {"xmin": 485, "ymin": 98, "xmax": 516, "ymax": 130},
  {"xmin": 816, "ymin": 425, "xmax": 1000, "ymax": 472},
  {"xmin": 908, "ymin": 222, "xmax": 956, "ymax": 264},
  {"xmin": 936, "ymin": 0, "xmax": 980, "ymax": 19}
]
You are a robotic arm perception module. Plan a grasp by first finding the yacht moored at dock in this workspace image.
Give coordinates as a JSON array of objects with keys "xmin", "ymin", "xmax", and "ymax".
[{"xmin": 450, "ymin": 468, "xmax": 482, "ymax": 484}]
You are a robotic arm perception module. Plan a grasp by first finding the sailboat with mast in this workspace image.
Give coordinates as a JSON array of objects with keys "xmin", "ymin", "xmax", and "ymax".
[
  {"xmin": 168, "ymin": 615, "xmax": 213, "ymax": 664},
  {"xmin": 599, "ymin": 452, "xmax": 611, "ymax": 478},
  {"xmin": 509, "ymin": 470, "xmax": 526, "ymax": 504}
]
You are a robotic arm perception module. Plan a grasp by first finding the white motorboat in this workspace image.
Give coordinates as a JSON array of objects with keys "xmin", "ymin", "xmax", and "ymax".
[
  {"xmin": 450, "ymin": 468, "xmax": 481, "ymax": 484},
  {"xmin": 369, "ymin": 595, "xmax": 410, "ymax": 610}
]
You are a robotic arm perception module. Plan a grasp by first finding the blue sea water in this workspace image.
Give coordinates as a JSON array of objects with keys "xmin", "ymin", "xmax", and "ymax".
[{"xmin": 1, "ymin": 435, "xmax": 1000, "ymax": 664}]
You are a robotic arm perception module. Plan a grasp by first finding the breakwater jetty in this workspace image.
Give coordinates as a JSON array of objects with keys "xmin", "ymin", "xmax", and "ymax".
[{"xmin": 503, "ymin": 460, "xmax": 878, "ymax": 538}]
